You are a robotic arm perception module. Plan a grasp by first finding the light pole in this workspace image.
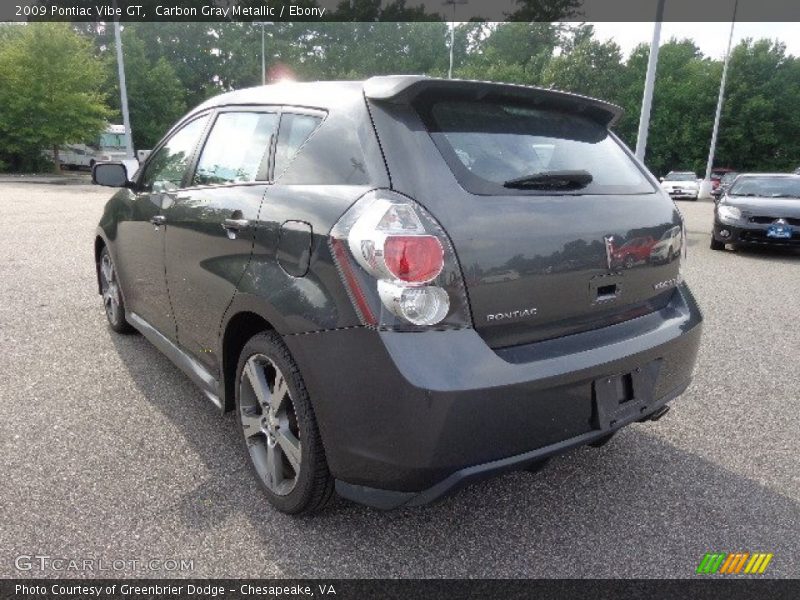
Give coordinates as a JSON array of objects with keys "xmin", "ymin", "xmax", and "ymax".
[
  {"xmin": 257, "ymin": 22, "xmax": 274, "ymax": 85},
  {"xmin": 113, "ymin": 19, "xmax": 134, "ymax": 161},
  {"xmin": 261, "ymin": 22, "xmax": 266, "ymax": 85},
  {"xmin": 699, "ymin": 0, "xmax": 738, "ymax": 200},
  {"xmin": 443, "ymin": 0, "xmax": 467, "ymax": 79},
  {"xmin": 635, "ymin": 0, "xmax": 666, "ymax": 161}
]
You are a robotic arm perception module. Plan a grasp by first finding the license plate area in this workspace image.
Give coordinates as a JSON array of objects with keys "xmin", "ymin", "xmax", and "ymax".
[
  {"xmin": 592, "ymin": 360, "xmax": 662, "ymax": 430},
  {"xmin": 766, "ymin": 224, "xmax": 792, "ymax": 239}
]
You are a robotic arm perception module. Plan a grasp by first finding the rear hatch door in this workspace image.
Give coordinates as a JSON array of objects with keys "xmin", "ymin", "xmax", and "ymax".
[{"xmin": 366, "ymin": 79, "xmax": 683, "ymax": 348}]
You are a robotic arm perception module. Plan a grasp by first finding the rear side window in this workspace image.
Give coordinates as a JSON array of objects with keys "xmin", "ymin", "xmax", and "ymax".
[
  {"xmin": 273, "ymin": 113, "xmax": 322, "ymax": 179},
  {"xmin": 417, "ymin": 98, "xmax": 654, "ymax": 196},
  {"xmin": 193, "ymin": 112, "xmax": 278, "ymax": 186}
]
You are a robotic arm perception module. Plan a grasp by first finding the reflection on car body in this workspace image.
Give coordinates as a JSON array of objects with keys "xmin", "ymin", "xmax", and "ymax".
[{"xmin": 650, "ymin": 226, "xmax": 683, "ymax": 264}]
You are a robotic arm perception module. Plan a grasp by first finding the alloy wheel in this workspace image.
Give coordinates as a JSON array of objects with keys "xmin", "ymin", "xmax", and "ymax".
[
  {"xmin": 239, "ymin": 354, "xmax": 302, "ymax": 496},
  {"xmin": 100, "ymin": 252, "xmax": 121, "ymax": 325}
]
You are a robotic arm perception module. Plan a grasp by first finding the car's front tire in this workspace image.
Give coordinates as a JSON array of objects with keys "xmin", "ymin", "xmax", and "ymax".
[
  {"xmin": 236, "ymin": 331, "xmax": 334, "ymax": 515},
  {"xmin": 99, "ymin": 246, "xmax": 134, "ymax": 334},
  {"xmin": 710, "ymin": 236, "xmax": 726, "ymax": 251}
]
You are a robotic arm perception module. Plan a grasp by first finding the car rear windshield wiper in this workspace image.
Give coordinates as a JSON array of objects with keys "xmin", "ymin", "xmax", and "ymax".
[{"xmin": 503, "ymin": 169, "xmax": 593, "ymax": 190}]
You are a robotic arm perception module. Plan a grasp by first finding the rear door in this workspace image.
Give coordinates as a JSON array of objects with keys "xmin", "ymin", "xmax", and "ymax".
[
  {"xmin": 369, "ymin": 90, "xmax": 683, "ymax": 348},
  {"xmin": 163, "ymin": 109, "xmax": 279, "ymax": 374}
]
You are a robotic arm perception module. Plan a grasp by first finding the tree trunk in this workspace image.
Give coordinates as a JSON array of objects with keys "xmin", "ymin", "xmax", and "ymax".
[{"xmin": 53, "ymin": 145, "xmax": 61, "ymax": 174}]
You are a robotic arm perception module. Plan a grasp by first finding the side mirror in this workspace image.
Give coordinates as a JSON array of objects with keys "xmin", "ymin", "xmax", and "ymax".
[
  {"xmin": 93, "ymin": 162, "xmax": 130, "ymax": 188},
  {"xmin": 659, "ymin": 177, "xmax": 664, "ymax": 182}
]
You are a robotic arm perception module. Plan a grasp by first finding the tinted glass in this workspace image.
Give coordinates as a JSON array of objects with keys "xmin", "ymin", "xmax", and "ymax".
[
  {"xmin": 273, "ymin": 113, "xmax": 322, "ymax": 179},
  {"xmin": 729, "ymin": 176, "xmax": 800, "ymax": 198},
  {"xmin": 420, "ymin": 99, "xmax": 653, "ymax": 195},
  {"xmin": 194, "ymin": 112, "xmax": 278, "ymax": 186},
  {"xmin": 141, "ymin": 115, "xmax": 209, "ymax": 192},
  {"xmin": 666, "ymin": 172, "xmax": 697, "ymax": 181}
]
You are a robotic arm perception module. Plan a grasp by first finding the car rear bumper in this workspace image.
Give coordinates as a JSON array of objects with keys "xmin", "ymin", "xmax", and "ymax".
[
  {"xmin": 713, "ymin": 221, "xmax": 800, "ymax": 246},
  {"xmin": 284, "ymin": 283, "xmax": 702, "ymax": 509},
  {"xmin": 667, "ymin": 190, "xmax": 698, "ymax": 198}
]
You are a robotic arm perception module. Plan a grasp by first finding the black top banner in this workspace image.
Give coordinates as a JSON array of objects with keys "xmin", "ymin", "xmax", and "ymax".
[{"xmin": 3, "ymin": 0, "xmax": 800, "ymax": 23}]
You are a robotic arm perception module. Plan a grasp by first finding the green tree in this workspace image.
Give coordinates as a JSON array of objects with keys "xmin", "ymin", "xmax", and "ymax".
[
  {"xmin": 0, "ymin": 23, "xmax": 110, "ymax": 172},
  {"xmin": 103, "ymin": 26, "xmax": 187, "ymax": 150},
  {"xmin": 541, "ymin": 25, "xmax": 627, "ymax": 103},
  {"xmin": 715, "ymin": 39, "xmax": 800, "ymax": 171},
  {"xmin": 457, "ymin": 22, "xmax": 562, "ymax": 85},
  {"xmin": 635, "ymin": 39, "xmax": 719, "ymax": 175}
]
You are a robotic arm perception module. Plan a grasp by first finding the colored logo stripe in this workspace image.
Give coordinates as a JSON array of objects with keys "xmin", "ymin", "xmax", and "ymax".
[
  {"xmin": 696, "ymin": 553, "xmax": 726, "ymax": 574},
  {"xmin": 697, "ymin": 552, "xmax": 773, "ymax": 574}
]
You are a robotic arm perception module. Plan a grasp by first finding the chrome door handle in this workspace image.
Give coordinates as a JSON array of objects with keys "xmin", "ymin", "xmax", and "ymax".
[
  {"xmin": 150, "ymin": 215, "xmax": 166, "ymax": 227},
  {"xmin": 222, "ymin": 218, "xmax": 250, "ymax": 239},
  {"xmin": 223, "ymin": 218, "xmax": 249, "ymax": 230}
]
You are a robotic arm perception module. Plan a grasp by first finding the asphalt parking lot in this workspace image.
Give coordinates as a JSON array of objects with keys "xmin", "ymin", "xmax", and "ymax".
[{"xmin": 0, "ymin": 182, "xmax": 798, "ymax": 579}]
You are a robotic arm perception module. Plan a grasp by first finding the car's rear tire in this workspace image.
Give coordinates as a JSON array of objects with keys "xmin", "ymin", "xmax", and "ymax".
[
  {"xmin": 235, "ymin": 331, "xmax": 334, "ymax": 515},
  {"xmin": 710, "ymin": 237, "xmax": 725, "ymax": 251},
  {"xmin": 99, "ymin": 246, "xmax": 134, "ymax": 334}
]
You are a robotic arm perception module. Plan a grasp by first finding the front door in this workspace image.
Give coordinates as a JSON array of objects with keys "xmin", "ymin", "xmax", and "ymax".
[
  {"xmin": 164, "ymin": 110, "xmax": 279, "ymax": 374},
  {"xmin": 114, "ymin": 114, "xmax": 211, "ymax": 341}
]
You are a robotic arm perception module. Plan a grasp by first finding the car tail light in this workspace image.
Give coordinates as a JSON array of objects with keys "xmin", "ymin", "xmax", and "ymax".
[
  {"xmin": 330, "ymin": 190, "xmax": 471, "ymax": 330},
  {"xmin": 383, "ymin": 236, "xmax": 443, "ymax": 283}
]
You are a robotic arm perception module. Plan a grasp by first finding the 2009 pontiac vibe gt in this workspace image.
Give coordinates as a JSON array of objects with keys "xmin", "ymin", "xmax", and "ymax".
[{"xmin": 93, "ymin": 76, "xmax": 702, "ymax": 514}]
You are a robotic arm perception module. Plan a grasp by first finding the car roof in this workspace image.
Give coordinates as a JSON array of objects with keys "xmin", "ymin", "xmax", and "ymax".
[{"xmin": 190, "ymin": 75, "xmax": 622, "ymax": 125}]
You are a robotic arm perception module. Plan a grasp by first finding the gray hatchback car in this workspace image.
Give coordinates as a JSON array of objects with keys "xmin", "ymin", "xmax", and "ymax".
[{"xmin": 93, "ymin": 76, "xmax": 703, "ymax": 514}]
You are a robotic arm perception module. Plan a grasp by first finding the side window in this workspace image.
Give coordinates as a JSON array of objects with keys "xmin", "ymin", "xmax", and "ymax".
[
  {"xmin": 193, "ymin": 112, "xmax": 278, "ymax": 186},
  {"xmin": 140, "ymin": 115, "xmax": 209, "ymax": 192},
  {"xmin": 273, "ymin": 113, "xmax": 322, "ymax": 179}
]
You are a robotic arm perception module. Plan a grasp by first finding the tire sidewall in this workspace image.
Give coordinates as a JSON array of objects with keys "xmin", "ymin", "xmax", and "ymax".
[
  {"xmin": 99, "ymin": 246, "xmax": 131, "ymax": 333},
  {"xmin": 235, "ymin": 332, "xmax": 323, "ymax": 514}
]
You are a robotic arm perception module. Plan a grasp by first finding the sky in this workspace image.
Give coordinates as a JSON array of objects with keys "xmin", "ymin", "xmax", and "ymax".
[{"xmin": 589, "ymin": 22, "xmax": 799, "ymax": 59}]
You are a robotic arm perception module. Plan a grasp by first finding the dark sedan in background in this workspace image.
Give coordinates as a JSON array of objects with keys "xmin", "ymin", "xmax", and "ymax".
[{"xmin": 711, "ymin": 173, "xmax": 800, "ymax": 250}]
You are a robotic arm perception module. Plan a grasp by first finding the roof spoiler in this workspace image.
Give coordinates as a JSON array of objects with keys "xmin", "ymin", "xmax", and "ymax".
[{"xmin": 363, "ymin": 75, "xmax": 623, "ymax": 127}]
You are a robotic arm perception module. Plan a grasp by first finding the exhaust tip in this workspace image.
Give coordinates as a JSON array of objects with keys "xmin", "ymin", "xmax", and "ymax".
[{"xmin": 648, "ymin": 405, "xmax": 671, "ymax": 422}]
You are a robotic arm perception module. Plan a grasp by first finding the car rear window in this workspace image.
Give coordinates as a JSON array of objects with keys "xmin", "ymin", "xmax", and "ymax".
[{"xmin": 417, "ymin": 98, "xmax": 654, "ymax": 196}]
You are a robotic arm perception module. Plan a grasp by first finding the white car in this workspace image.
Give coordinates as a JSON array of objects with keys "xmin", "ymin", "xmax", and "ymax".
[
  {"xmin": 482, "ymin": 269, "xmax": 520, "ymax": 283},
  {"xmin": 650, "ymin": 225, "xmax": 683, "ymax": 264},
  {"xmin": 661, "ymin": 171, "xmax": 699, "ymax": 200}
]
